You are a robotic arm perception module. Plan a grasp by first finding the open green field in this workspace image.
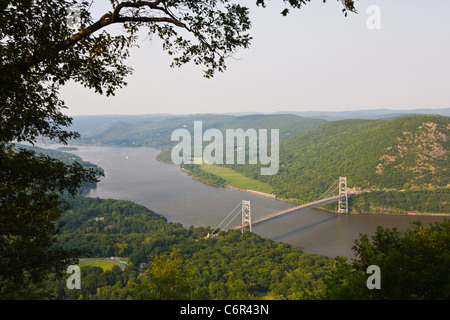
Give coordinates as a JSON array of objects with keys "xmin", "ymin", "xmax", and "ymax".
[
  {"xmin": 199, "ymin": 164, "xmax": 274, "ymax": 194},
  {"xmin": 78, "ymin": 260, "xmax": 118, "ymax": 271}
]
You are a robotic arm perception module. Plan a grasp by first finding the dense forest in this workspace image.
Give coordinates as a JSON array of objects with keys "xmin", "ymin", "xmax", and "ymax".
[
  {"xmin": 349, "ymin": 189, "xmax": 449, "ymax": 214},
  {"xmin": 15, "ymin": 144, "xmax": 97, "ymax": 168},
  {"xmin": 37, "ymin": 196, "xmax": 450, "ymax": 300},
  {"xmin": 45, "ymin": 196, "xmax": 334, "ymax": 300},
  {"xmin": 228, "ymin": 116, "xmax": 448, "ymax": 196}
]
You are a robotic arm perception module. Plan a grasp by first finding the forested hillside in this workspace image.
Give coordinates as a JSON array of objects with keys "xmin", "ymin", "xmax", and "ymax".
[
  {"xmin": 350, "ymin": 189, "xmax": 449, "ymax": 214},
  {"xmin": 227, "ymin": 115, "xmax": 449, "ymax": 212},
  {"xmin": 46, "ymin": 197, "xmax": 334, "ymax": 300},
  {"xmin": 42, "ymin": 196, "xmax": 450, "ymax": 300},
  {"xmin": 14, "ymin": 144, "xmax": 103, "ymax": 195},
  {"xmin": 15, "ymin": 144, "xmax": 100, "ymax": 170}
]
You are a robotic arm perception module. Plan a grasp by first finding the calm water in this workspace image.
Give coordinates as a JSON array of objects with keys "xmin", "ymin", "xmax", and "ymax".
[{"xmin": 48, "ymin": 144, "xmax": 445, "ymax": 259}]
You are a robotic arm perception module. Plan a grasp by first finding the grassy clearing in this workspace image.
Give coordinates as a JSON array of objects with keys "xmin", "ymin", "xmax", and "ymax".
[
  {"xmin": 78, "ymin": 260, "xmax": 118, "ymax": 271},
  {"xmin": 199, "ymin": 164, "xmax": 274, "ymax": 194}
]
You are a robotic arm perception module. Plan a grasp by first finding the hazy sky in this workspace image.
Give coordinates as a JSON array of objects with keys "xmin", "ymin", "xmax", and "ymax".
[{"xmin": 61, "ymin": 0, "xmax": 450, "ymax": 116}]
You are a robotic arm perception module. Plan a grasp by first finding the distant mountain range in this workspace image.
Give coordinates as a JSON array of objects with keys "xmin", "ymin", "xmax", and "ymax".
[
  {"xmin": 275, "ymin": 107, "xmax": 450, "ymax": 121},
  {"xmin": 71, "ymin": 113, "xmax": 327, "ymax": 148},
  {"xmin": 68, "ymin": 107, "xmax": 449, "ymax": 134}
]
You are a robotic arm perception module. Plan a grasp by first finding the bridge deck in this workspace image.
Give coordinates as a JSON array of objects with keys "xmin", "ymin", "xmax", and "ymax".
[{"xmin": 232, "ymin": 192, "xmax": 355, "ymax": 230}]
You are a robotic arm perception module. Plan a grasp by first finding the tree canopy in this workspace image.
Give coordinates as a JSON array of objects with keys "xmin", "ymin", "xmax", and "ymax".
[{"xmin": 324, "ymin": 219, "xmax": 450, "ymax": 300}]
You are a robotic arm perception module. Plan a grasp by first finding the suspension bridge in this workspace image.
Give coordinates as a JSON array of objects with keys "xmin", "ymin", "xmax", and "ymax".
[{"xmin": 208, "ymin": 177, "xmax": 355, "ymax": 236}]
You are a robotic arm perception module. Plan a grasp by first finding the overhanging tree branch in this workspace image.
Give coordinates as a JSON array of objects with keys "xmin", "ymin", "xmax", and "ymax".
[{"xmin": 23, "ymin": 2, "xmax": 186, "ymax": 70}]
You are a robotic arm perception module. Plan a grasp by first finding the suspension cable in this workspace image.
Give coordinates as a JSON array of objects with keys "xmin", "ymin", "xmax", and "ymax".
[
  {"xmin": 213, "ymin": 201, "xmax": 242, "ymax": 234},
  {"xmin": 313, "ymin": 178, "xmax": 339, "ymax": 202},
  {"xmin": 221, "ymin": 208, "xmax": 244, "ymax": 231}
]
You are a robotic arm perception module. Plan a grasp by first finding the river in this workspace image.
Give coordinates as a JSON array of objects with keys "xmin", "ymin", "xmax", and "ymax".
[{"xmin": 48, "ymin": 144, "xmax": 446, "ymax": 259}]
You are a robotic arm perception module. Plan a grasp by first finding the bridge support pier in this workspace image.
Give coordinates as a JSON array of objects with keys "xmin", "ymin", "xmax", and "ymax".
[
  {"xmin": 338, "ymin": 177, "xmax": 348, "ymax": 213},
  {"xmin": 241, "ymin": 200, "xmax": 252, "ymax": 232}
]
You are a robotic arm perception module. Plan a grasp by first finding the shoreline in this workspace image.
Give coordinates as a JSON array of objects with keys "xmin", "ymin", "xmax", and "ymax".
[{"xmin": 224, "ymin": 184, "xmax": 276, "ymax": 199}]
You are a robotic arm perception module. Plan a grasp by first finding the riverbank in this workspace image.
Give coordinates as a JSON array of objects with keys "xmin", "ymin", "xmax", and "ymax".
[
  {"xmin": 352, "ymin": 210, "xmax": 450, "ymax": 217},
  {"xmin": 180, "ymin": 165, "xmax": 278, "ymax": 199},
  {"xmin": 199, "ymin": 164, "xmax": 274, "ymax": 195},
  {"xmin": 224, "ymin": 184, "xmax": 276, "ymax": 199}
]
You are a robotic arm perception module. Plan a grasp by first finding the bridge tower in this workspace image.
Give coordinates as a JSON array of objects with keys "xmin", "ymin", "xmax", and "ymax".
[
  {"xmin": 241, "ymin": 200, "xmax": 252, "ymax": 232},
  {"xmin": 338, "ymin": 177, "xmax": 348, "ymax": 213}
]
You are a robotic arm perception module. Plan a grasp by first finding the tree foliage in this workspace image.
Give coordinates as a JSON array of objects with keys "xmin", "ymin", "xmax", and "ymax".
[
  {"xmin": 35, "ymin": 197, "xmax": 450, "ymax": 300},
  {"xmin": 43, "ymin": 196, "xmax": 334, "ymax": 300},
  {"xmin": 350, "ymin": 188, "xmax": 450, "ymax": 214},
  {"xmin": 139, "ymin": 249, "xmax": 192, "ymax": 300},
  {"xmin": 324, "ymin": 219, "xmax": 450, "ymax": 300},
  {"xmin": 0, "ymin": 145, "xmax": 101, "ymax": 298}
]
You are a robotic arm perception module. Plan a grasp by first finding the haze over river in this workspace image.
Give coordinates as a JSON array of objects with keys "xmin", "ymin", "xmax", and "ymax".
[{"xmin": 53, "ymin": 144, "xmax": 445, "ymax": 259}]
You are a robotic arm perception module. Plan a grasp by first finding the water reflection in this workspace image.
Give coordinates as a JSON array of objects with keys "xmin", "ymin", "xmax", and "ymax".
[{"xmin": 270, "ymin": 215, "xmax": 339, "ymax": 242}]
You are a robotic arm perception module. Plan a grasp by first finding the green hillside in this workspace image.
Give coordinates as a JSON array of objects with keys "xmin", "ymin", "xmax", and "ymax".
[
  {"xmin": 228, "ymin": 115, "xmax": 449, "ymax": 212},
  {"xmin": 14, "ymin": 144, "xmax": 103, "ymax": 195}
]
